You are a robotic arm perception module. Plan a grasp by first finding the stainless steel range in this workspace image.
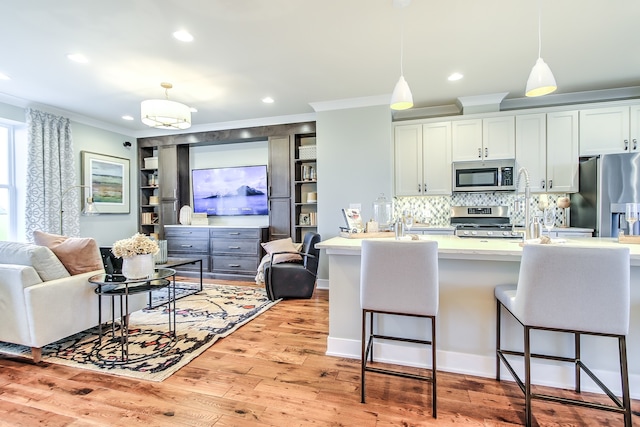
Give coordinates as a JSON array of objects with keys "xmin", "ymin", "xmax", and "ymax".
[{"xmin": 451, "ymin": 206, "xmax": 522, "ymax": 238}]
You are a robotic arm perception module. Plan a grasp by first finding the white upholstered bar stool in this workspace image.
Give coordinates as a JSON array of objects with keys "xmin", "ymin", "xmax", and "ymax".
[
  {"xmin": 495, "ymin": 244, "xmax": 631, "ymax": 427},
  {"xmin": 360, "ymin": 239, "xmax": 439, "ymax": 418}
]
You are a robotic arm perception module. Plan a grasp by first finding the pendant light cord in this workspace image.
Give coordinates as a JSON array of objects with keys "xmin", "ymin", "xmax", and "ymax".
[
  {"xmin": 537, "ymin": 0, "xmax": 542, "ymax": 59},
  {"xmin": 399, "ymin": 6, "xmax": 405, "ymax": 76}
]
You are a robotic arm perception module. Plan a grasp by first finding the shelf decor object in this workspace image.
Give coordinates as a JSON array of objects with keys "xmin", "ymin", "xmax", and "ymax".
[{"xmin": 141, "ymin": 82, "xmax": 191, "ymax": 130}]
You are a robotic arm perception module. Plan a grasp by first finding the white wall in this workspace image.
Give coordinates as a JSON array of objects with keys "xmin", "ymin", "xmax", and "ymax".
[
  {"xmin": 72, "ymin": 122, "xmax": 137, "ymax": 246},
  {"xmin": 317, "ymin": 104, "xmax": 393, "ymax": 280},
  {"xmin": 189, "ymin": 140, "xmax": 269, "ymax": 227}
]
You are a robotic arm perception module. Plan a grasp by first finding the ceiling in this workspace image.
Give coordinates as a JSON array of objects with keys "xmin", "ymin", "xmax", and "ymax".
[{"xmin": 1, "ymin": 0, "xmax": 639, "ymax": 137}]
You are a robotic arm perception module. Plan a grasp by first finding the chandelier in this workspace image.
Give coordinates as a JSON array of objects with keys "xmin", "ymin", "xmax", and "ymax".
[{"xmin": 141, "ymin": 82, "xmax": 191, "ymax": 130}]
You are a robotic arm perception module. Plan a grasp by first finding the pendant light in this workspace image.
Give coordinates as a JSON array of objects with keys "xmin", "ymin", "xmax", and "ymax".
[
  {"xmin": 525, "ymin": 0, "xmax": 557, "ymax": 97},
  {"xmin": 390, "ymin": 0, "xmax": 413, "ymax": 110},
  {"xmin": 141, "ymin": 82, "xmax": 192, "ymax": 130}
]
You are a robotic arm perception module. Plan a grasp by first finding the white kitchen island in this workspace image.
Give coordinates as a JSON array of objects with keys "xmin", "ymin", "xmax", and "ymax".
[{"xmin": 316, "ymin": 235, "xmax": 640, "ymax": 398}]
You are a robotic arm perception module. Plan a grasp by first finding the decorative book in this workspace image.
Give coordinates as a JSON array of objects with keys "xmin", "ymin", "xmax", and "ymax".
[{"xmin": 342, "ymin": 208, "xmax": 364, "ymax": 233}]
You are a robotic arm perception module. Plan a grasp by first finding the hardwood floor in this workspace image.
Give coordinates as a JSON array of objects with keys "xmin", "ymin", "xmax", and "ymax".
[{"xmin": 0, "ymin": 278, "xmax": 638, "ymax": 426}]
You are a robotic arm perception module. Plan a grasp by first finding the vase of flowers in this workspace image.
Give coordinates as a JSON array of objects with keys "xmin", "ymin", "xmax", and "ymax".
[{"xmin": 111, "ymin": 233, "xmax": 159, "ymax": 279}]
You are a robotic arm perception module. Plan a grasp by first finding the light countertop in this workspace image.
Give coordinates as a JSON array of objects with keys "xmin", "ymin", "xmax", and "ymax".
[{"xmin": 316, "ymin": 235, "xmax": 640, "ymax": 265}]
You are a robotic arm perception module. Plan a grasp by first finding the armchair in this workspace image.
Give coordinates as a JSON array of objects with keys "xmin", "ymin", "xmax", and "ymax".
[{"xmin": 264, "ymin": 232, "xmax": 321, "ymax": 301}]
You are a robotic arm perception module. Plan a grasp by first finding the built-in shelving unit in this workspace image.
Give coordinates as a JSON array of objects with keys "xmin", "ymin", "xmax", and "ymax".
[
  {"xmin": 292, "ymin": 135, "xmax": 318, "ymax": 242},
  {"xmin": 138, "ymin": 147, "xmax": 160, "ymax": 238}
]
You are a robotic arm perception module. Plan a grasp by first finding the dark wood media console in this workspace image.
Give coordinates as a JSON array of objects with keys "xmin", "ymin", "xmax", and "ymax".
[{"xmin": 165, "ymin": 225, "xmax": 268, "ymax": 281}]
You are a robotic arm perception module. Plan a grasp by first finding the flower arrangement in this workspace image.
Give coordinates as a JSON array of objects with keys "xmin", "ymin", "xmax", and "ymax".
[{"xmin": 111, "ymin": 233, "xmax": 159, "ymax": 258}]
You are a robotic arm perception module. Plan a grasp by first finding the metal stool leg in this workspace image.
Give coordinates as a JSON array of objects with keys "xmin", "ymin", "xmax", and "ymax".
[
  {"xmin": 575, "ymin": 332, "xmax": 581, "ymax": 393},
  {"xmin": 524, "ymin": 326, "xmax": 532, "ymax": 427},
  {"xmin": 496, "ymin": 301, "xmax": 502, "ymax": 381},
  {"xmin": 360, "ymin": 309, "xmax": 367, "ymax": 403},
  {"xmin": 431, "ymin": 315, "xmax": 437, "ymax": 418},
  {"xmin": 619, "ymin": 336, "xmax": 632, "ymax": 427}
]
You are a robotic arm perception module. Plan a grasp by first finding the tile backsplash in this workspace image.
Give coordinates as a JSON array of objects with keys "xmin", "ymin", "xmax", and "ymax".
[{"xmin": 394, "ymin": 193, "xmax": 570, "ymax": 227}]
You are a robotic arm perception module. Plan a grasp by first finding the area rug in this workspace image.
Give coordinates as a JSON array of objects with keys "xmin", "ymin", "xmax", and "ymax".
[{"xmin": 0, "ymin": 283, "xmax": 278, "ymax": 382}]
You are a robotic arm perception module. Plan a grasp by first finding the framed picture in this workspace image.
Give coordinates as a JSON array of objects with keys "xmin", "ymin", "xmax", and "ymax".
[
  {"xmin": 299, "ymin": 213, "xmax": 311, "ymax": 226},
  {"xmin": 81, "ymin": 151, "xmax": 130, "ymax": 214}
]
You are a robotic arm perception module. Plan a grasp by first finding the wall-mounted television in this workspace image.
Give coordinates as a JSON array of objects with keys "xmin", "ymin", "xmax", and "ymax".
[{"xmin": 192, "ymin": 165, "xmax": 268, "ymax": 216}]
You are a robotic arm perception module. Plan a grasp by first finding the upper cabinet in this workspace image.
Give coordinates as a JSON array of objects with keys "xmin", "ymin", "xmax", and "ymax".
[
  {"xmin": 546, "ymin": 110, "xmax": 579, "ymax": 193},
  {"xmin": 158, "ymin": 145, "xmax": 190, "ymax": 229},
  {"xmin": 516, "ymin": 111, "xmax": 578, "ymax": 194},
  {"xmin": 452, "ymin": 116, "xmax": 515, "ymax": 161},
  {"xmin": 394, "ymin": 122, "xmax": 452, "ymax": 196},
  {"xmin": 579, "ymin": 105, "xmax": 640, "ymax": 155},
  {"xmin": 268, "ymin": 136, "xmax": 291, "ymax": 199},
  {"xmin": 515, "ymin": 113, "xmax": 546, "ymax": 193}
]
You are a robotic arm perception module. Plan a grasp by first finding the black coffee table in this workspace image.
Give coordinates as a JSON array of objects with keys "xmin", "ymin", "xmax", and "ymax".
[
  {"xmin": 151, "ymin": 257, "xmax": 203, "ymax": 308},
  {"xmin": 89, "ymin": 268, "xmax": 176, "ymax": 364}
]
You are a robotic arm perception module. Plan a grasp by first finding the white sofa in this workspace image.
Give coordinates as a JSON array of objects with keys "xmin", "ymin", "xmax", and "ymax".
[{"xmin": 0, "ymin": 240, "xmax": 146, "ymax": 362}]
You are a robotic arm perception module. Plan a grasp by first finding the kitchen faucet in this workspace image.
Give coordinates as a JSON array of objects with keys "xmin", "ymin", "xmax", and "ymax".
[{"xmin": 515, "ymin": 167, "xmax": 531, "ymax": 240}]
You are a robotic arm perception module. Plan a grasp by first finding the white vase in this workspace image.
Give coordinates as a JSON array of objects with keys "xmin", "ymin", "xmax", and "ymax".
[{"xmin": 121, "ymin": 253, "xmax": 154, "ymax": 279}]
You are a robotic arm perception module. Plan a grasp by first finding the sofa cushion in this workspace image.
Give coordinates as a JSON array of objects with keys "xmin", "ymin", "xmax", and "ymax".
[
  {"xmin": 33, "ymin": 231, "xmax": 103, "ymax": 275},
  {"xmin": 261, "ymin": 238, "xmax": 303, "ymax": 264},
  {"xmin": 0, "ymin": 240, "xmax": 70, "ymax": 281}
]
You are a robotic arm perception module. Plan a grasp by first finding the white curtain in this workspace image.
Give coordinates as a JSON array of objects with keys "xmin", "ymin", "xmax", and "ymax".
[{"xmin": 25, "ymin": 108, "xmax": 79, "ymax": 239}]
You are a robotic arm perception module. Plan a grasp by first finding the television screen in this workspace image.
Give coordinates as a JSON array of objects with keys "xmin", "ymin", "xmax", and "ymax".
[{"xmin": 192, "ymin": 165, "xmax": 268, "ymax": 216}]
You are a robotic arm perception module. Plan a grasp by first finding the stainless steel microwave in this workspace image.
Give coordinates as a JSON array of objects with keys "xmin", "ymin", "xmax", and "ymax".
[{"xmin": 452, "ymin": 159, "xmax": 516, "ymax": 192}]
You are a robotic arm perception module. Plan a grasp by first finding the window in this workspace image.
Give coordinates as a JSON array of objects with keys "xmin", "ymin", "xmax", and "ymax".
[{"xmin": 0, "ymin": 124, "xmax": 15, "ymax": 240}]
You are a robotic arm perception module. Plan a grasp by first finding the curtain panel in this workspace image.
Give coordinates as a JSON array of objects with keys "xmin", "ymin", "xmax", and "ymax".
[{"xmin": 25, "ymin": 108, "xmax": 79, "ymax": 239}]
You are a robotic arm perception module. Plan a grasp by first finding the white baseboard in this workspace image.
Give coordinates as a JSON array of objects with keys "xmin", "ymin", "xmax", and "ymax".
[
  {"xmin": 316, "ymin": 278, "xmax": 329, "ymax": 290},
  {"xmin": 326, "ymin": 336, "xmax": 640, "ymax": 399}
]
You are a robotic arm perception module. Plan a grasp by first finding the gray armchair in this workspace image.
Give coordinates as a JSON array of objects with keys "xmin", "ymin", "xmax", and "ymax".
[{"xmin": 264, "ymin": 232, "xmax": 321, "ymax": 301}]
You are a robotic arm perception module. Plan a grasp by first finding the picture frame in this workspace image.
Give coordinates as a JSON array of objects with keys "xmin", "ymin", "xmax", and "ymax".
[
  {"xmin": 299, "ymin": 213, "xmax": 311, "ymax": 226},
  {"xmin": 81, "ymin": 151, "xmax": 130, "ymax": 214}
]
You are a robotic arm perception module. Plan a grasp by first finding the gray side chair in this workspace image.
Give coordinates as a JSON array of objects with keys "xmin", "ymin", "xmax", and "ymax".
[
  {"xmin": 495, "ymin": 244, "xmax": 631, "ymax": 427},
  {"xmin": 360, "ymin": 239, "xmax": 439, "ymax": 418}
]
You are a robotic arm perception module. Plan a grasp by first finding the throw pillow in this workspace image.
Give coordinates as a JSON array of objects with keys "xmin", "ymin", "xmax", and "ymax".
[
  {"xmin": 0, "ymin": 240, "xmax": 70, "ymax": 281},
  {"xmin": 33, "ymin": 230, "xmax": 103, "ymax": 275},
  {"xmin": 261, "ymin": 237, "xmax": 303, "ymax": 264}
]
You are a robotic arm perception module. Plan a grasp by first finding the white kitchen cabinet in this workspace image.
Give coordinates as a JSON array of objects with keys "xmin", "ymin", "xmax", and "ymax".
[
  {"xmin": 452, "ymin": 116, "xmax": 515, "ymax": 161},
  {"xmin": 422, "ymin": 122, "xmax": 452, "ymax": 194},
  {"xmin": 579, "ymin": 105, "xmax": 639, "ymax": 155},
  {"xmin": 515, "ymin": 113, "xmax": 546, "ymax": 193},
  {"xmin": 515, "ymin": 111, "xmax": 578, "ymax": 194},
  {"xmin": 630, "ymin": 105, "xmax": 640, "ymax": 152},
  {"xmin": 546, "ymin": 110, "xmax": 579, "ymax": 193},
  {"xmin": 395, "ymin": 124, "xmax": 423, "ymax": 196},
  {"xmin": 394, "ymin": 122, "xmax": 452, "ymax": 196},
  {"xmin": 451, "ymin": 119, "xmax": 482, "ymax": 161}
]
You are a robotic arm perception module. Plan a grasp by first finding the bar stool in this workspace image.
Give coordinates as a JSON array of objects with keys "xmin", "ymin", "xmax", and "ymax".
[
  {"xmin": 360, "ymin": 239, "xmax": 439, "ymax": 418},
  {"xmin": 495, "ymin": 244, "xmax": 631, "ymax": 426}
]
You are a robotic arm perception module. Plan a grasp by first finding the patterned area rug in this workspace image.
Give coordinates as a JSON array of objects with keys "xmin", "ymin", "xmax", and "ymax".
[{"xmin": 0, "ymin": 283, "xmax": 278, "ymax": 382}]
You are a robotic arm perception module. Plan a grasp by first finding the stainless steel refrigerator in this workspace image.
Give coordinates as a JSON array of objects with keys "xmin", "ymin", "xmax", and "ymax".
[{"xmin": 570, "ymin": 152, "xmax": 640, "ymax": 237}]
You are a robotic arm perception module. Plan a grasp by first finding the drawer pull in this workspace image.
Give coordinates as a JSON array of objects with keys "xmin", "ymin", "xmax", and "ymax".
[
  {"xmin": 228, "ymin": 232, "xmax": 240, "ymax": 235},
  {"xmin": 181, "ymin": 244, "xmax": 193, "ymax": 248},
  {"xmin": 228, "ymin": 246, "xmax": 241, "ymax": 249},
  {"xmin": 228, "ymin": 264, "xmax": 241, "ymax": 268}
]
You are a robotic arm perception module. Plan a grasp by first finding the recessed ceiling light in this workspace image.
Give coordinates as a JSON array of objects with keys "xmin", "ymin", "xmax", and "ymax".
[
  {"xmin": 173, "ymin": 30, "xmax": 194, "ymax": 42},
  {"xmin": 262, "ymin": 97, "xmax": 274, "ymax": 104},
  {"xmin": 67, "ymin": 53, "xmax": 89, "ymax": 63},
  {"xmin": 122, "ymin": 115, "xmax": 134, "ymax": 121},
  {"xmin": 0, "ymin": 72, "xmax": 10, "ymax": 80},
  {"xmin": 448, "ymin": 72, "xmax": 463, "ymax": 81}
]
